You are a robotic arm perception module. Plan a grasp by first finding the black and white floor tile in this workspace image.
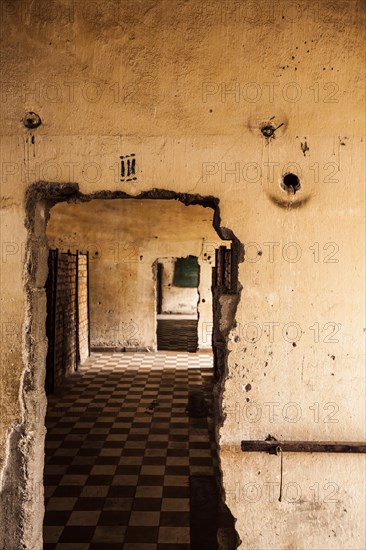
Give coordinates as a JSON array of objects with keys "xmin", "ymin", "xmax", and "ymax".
[{"xmin": 43, "ymin": 351, "xmax": 223, "ymax": 549}]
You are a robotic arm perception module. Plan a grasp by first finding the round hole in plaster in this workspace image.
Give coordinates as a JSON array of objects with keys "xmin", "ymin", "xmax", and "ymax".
[
  {"xmin": 281, "ymin": 172, "xmax": 301, "ymax": 194},
  {"xmin": 22, "ymin": 111, "xmax": 42, "ymax": 129},
  {"xmin": 202, "ymin": 298, "xmax": 206, "ymax": 303},
  {"xmin": 260, "ymin": 124, "xmax": 275, "ymax": 138}
]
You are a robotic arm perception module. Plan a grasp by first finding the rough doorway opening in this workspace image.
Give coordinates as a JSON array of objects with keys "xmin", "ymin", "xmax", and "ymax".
[{"xmin": 0, "ymin": 182, "xmax": 243, "ymax": 549}]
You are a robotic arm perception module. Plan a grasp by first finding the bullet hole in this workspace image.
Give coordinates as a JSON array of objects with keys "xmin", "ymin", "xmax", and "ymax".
[
  {"xmin": 246, "ymin": 397, "xmax": 250, "ymax": 402},
  {"xmin": 140, "ymin": 255, "xmax": 143, "ymax": 261},
  {"xmin": 202, "ymin": 298, "xmax": 206, "ymax": 303},
  {"xmin": 292, "ymin": 342, "xmax": 296, "ymax": 347},
  {"xmin": 331, "ymin": 355, "xmax": 335, "ymax": 360},
  {"xmin": 234, "ymin": 334, "xmax": 239, "ymax": 342},
  {"xmin": 257, "ymin": 250, "xmax": 262, "ymax": 256},
  {"xmin": 207, "ymin": 255, "xmax": 211, "ymax": 260},
  {"xmin": 22, "ymin": 111, "xmax": 42, "ymax": 129},
  {"xmin": 245, "ymin": 383, "xmax": 252, "ymax": 392},
  {"xmin": 261, "ymin": 124, "xmax": 276, "ymax": 138},
  {"xmin": 281, "ymin": 173, "xmax": 301, "ymax": 194},
  {"xmin": 209, "ymin": 109, "xmax": 213, "ymax": 113},
  {"xmin": 260, "ymin": 121, "xmax": 284, "ymax": 140}
]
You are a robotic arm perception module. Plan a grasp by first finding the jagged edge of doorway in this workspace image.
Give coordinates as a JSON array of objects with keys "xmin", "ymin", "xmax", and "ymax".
[{"xmin": 0, "ymin": 181, "xmax": 244, "ymax": 549}]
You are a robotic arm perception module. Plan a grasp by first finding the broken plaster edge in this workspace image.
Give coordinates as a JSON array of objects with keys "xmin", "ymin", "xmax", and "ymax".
[{"xmin": 2, "ymin": 181, "xmax": 243, "ymax": 549}]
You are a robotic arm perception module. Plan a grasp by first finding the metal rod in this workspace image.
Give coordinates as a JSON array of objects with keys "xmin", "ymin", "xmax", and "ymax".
[{"xmin": 241, "ymin": 440, "xmax": 366, "ymax": 454}]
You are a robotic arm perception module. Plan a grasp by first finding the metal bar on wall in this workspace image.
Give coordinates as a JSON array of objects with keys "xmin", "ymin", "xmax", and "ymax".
[{"xmin": 241, "ymin": 440, "xmax": 366, "ymax": 454}]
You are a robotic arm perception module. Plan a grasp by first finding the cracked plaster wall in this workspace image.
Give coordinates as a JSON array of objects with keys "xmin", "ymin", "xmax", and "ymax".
[{"xmin": 0, "ymin": 0, "xmax": 365, "ymax": 548}]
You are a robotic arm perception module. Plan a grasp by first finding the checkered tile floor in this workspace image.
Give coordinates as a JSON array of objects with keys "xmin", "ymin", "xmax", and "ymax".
[{"xmin": 43, "ymin": 351, "xmax": 219, "ymax": 549}]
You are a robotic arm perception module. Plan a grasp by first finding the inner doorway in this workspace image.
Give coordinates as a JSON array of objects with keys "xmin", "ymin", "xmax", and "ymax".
[
  {"xmin": 41, "ymin": 193, "xmax": 238, "ymax": 548},
  {"xmin": 156, "ymin": 256, "xmax": 200, "ymax": 352}
]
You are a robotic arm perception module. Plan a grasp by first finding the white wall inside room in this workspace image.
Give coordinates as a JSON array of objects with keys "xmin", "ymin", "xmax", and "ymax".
[
  {"xmin": 46, "ymin": 198, "xmax": 226, "ymax": 351},
  {"xmin": 158, "ymin": 257, "xmax": 198, "ymax": 315}
]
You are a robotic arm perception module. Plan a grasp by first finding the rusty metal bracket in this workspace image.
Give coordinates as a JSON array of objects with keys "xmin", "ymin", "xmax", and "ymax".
[{"xmin": 241, "ymin": 440, "xmax": 366, "ymax": 454}]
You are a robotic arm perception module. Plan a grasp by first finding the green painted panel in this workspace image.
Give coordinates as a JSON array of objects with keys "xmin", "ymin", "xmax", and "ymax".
[{"xmin": 173, "ymin": 256, "xmax": 199, "ymax": 288}]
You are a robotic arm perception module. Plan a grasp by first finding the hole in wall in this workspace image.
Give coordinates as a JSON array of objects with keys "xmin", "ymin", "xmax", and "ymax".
[
  {"xmin": 2, "ymin": 183, "xmax": 243, "ymax": 550},
  {"xmin": 22, "ymin": 111, "xmax": 42, "ymax": 129},
  {"xmin": 281, "ymin": 172, "xmax": 301, "ymax": 194},
  {"xmin": 260, "ymin": 124, "xmax": 276, "ymax": 138}
]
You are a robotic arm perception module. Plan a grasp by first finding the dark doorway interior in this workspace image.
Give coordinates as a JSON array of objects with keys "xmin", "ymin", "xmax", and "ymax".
[{"xmin": 45, "ymin": 248, "xmax": 90, "ymax": 393}]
